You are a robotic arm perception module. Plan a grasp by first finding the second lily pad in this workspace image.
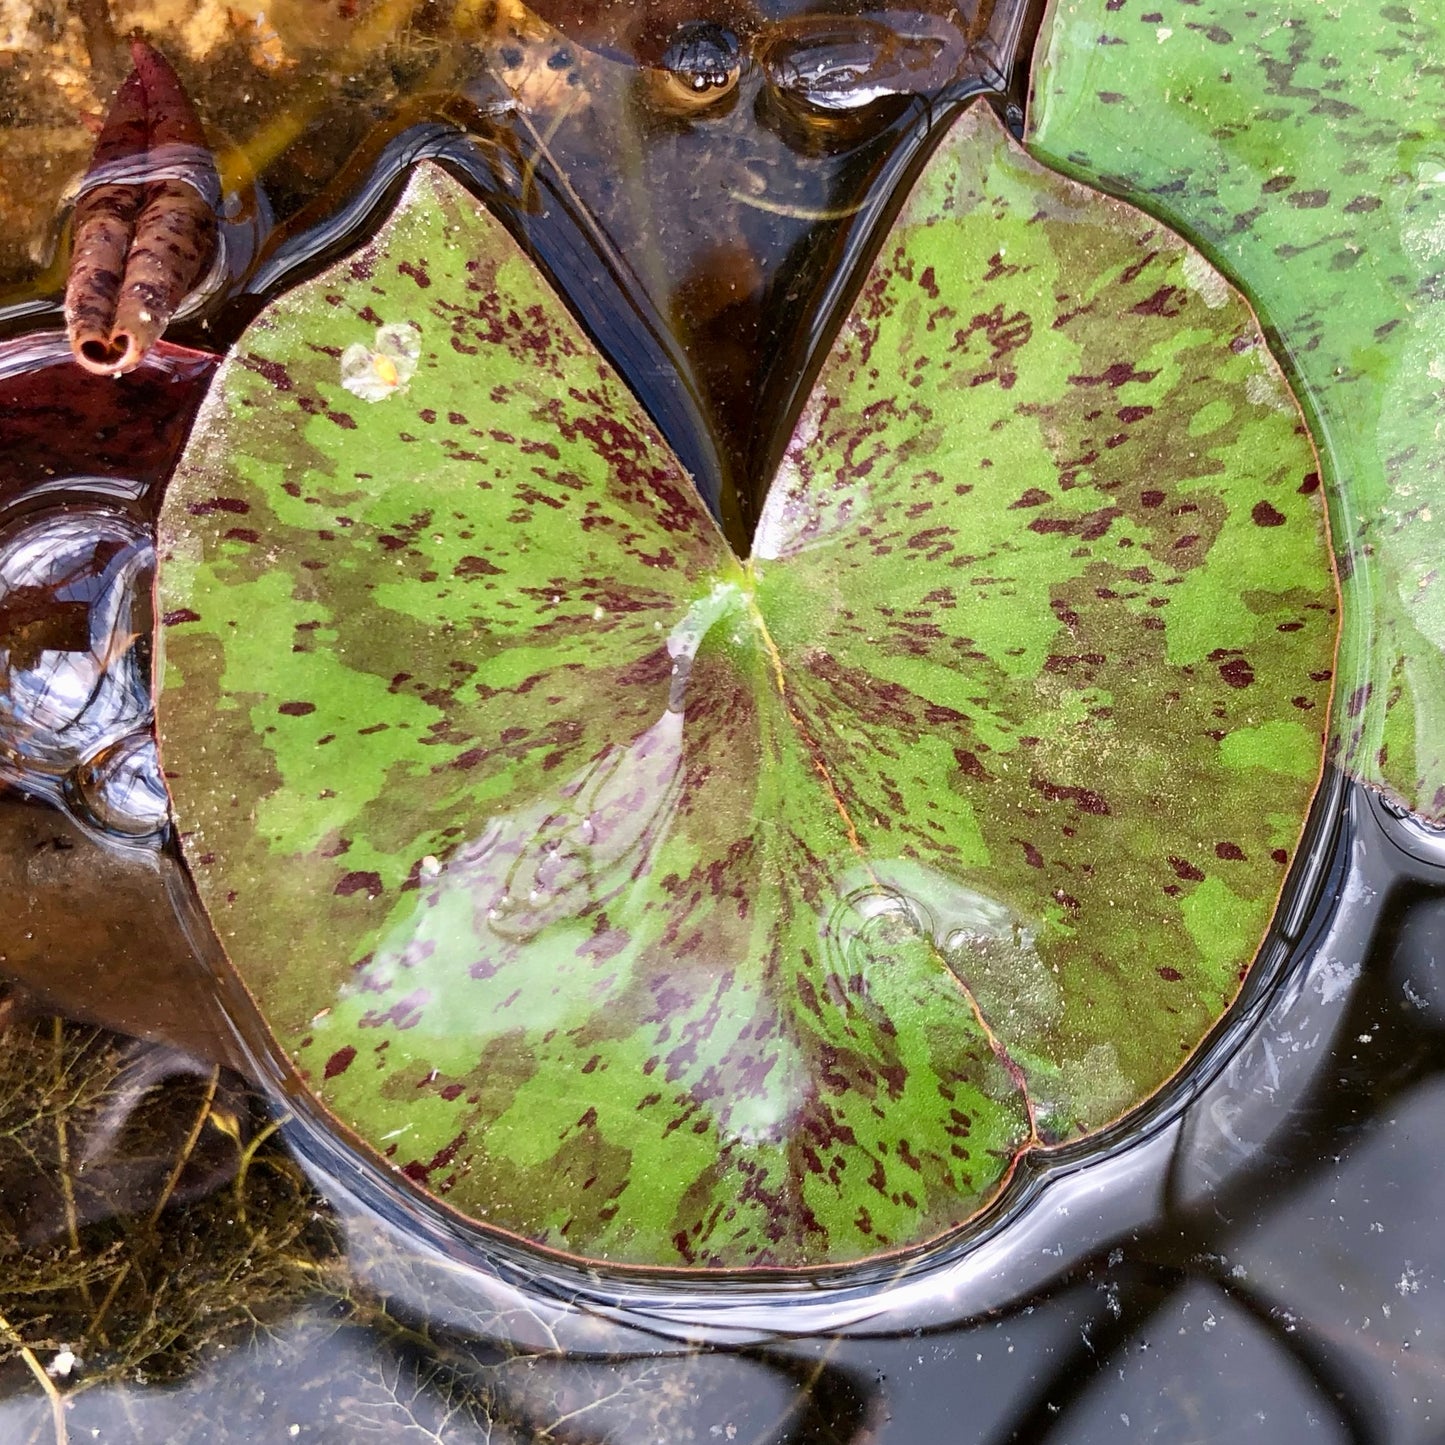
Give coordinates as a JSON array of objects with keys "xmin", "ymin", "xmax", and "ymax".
[
  {"xmin": 1028, "ymin": 0, "xmax": 1445, "ymax": 817},
  {"xmin": 156, "ymin": 101, "xmax": 1336, "ymax": 1271}
]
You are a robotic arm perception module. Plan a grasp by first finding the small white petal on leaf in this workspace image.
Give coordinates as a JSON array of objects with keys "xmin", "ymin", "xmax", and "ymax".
[{"xmin": 340, "ymin": 322, "xmax": 422, "ymax": 402}]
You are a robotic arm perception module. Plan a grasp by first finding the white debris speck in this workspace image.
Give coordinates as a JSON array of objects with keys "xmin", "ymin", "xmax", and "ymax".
[
  {"xmin": 1156, "ymin": 25, "xmax": 1172, "ymax": 41},
  {"xmin": 1314, "ymin": 950, "xmax": 1363, "ymax": 1005},
  {"xmin": 592, "ymin": 604, "xmax": 606, "ymax": 621},
  {"xmin": 420, "ymin": 854, "xmax": 442, "ymax": 878},
  {"xmin": 289, "ymin": 1427, "xmax": 301, "ymax": 1438},
  {"xmin": 340, "ymin": 322, "xmax": 422, "ymax": 402},
  {"xmin": 47, "ymin": 1348, "xmax": 77, "ymax": 1378},
  {"xmin": 1398, "ymin": 1265, "xmax": 1422, "ymax": 1296}
]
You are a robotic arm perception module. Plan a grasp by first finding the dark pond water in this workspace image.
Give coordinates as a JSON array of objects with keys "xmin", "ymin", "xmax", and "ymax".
[{"xmin": 0, "ymin": 0, "xmax": 1441, "ymax": 1439}]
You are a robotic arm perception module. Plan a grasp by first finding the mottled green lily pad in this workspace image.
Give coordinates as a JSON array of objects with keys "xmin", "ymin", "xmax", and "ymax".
[
  {"xmin": 1028, "ymin": 0, "xmax": 1445, "ymax": 816},
  {"xmin": 156, "ymin": 100, "xmax": 1335, "ymax": 1271}
]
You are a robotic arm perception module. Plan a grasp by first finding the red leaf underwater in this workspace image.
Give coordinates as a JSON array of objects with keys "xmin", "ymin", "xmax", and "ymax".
[{"xmin": 0, "ymin": 332, "xmax": 218, "ymax": 501}]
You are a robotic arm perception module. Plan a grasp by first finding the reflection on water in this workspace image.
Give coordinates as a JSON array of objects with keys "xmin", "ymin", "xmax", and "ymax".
[
  {"xmin": 0, "ymin": 0, "xmax": 1440, "ymax": 1437},
  {"xmin": 0, "ymin": 510, "xmax": 152, "ymax": 776},
  {"xmin": 425, "ymin": 581, "xmax": 735, "ymax": 948},
  {"xmin": 757, "ymin": 10, "xmax": 969, "ymax": 125},
  {"xmin": 67, "ymin": 731, "xmax": 170, "ymax": 839},
  {"xmin": 827, "ymin": 857, "xmax": 1051, "ymax": 1035}
]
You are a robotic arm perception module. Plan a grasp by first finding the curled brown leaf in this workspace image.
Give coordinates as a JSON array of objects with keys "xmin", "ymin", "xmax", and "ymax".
[{"xmin": 65, "ymin": 41, "xmax": 219, "ymax": 376}]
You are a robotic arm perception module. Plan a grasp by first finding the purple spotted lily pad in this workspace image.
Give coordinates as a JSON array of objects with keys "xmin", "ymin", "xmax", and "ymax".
[
  {"xmin": 1027, "ymin": 0, "xmax": 1445, "ymax": 817},
  {"xmin": 155, "ymin": 100, "xmax": 1336, "ymax": 1271}
]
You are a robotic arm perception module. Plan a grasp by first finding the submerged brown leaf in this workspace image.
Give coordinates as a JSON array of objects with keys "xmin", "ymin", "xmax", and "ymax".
[{"xmin": 64, "ymin": 41, "xmax": 219, "ymax": 376}]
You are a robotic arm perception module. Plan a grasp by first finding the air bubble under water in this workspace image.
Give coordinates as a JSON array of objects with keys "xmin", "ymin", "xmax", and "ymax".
[{"xmin": 67, "ymin": 730, "xmax": 169, "ymax": 838}]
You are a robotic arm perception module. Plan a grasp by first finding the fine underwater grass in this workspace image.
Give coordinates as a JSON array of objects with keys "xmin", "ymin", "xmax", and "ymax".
[
  {"xmin": 0, "ymin": 1004, "xmax": 847, "ymax": 1444},
  {"xmin": 0, "ymin": 1004, "xmax": 340, "ymax": 1434}
]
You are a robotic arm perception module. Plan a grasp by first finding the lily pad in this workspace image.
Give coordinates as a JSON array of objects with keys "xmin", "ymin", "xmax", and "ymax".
[
  {"xmin": 156, "ymin": 100, "xmax": 1335, "ymax": 1271},
  {"xmin": 1027, "ymin": 0, "xmax": 1445, "ymax": 816}
]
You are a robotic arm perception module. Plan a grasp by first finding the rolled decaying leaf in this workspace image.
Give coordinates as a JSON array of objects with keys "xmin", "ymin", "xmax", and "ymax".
[
  {"xmin": 65, "ymin": 41, "xmax": 219, "ymax": 376},
  {"xmin": 65, "ymin": 66, "xmax": 148, "ymax": 369}
]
